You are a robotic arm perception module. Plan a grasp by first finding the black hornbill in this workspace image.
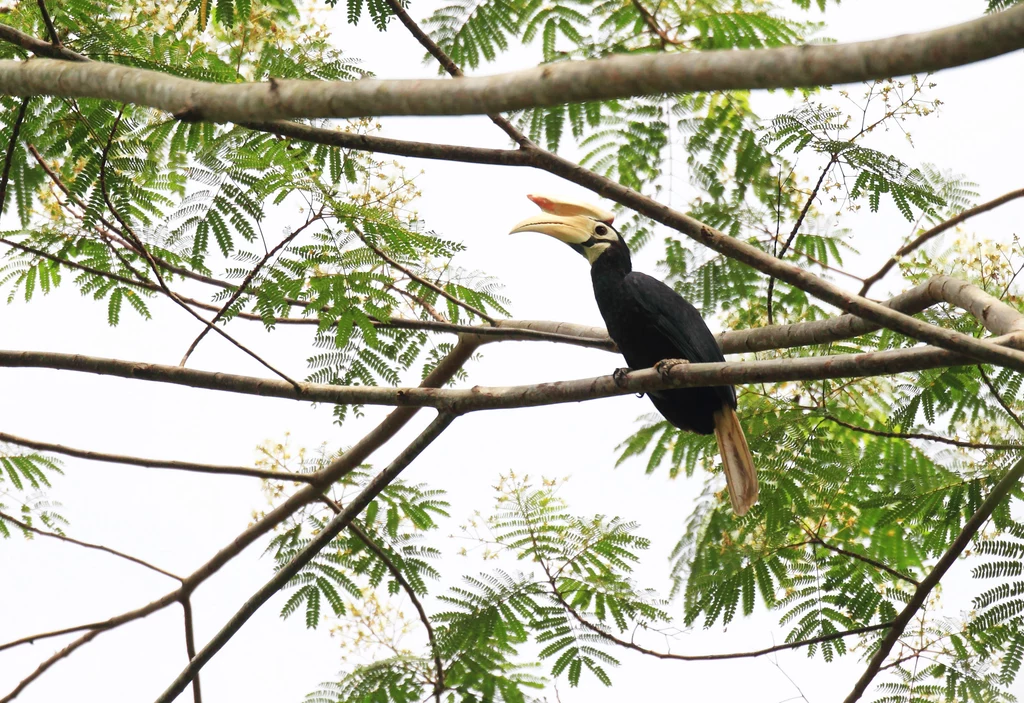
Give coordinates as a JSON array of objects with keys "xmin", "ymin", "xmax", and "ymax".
[{"xmin": 510, "ymin": 194, "xmax": 757, "ymax": 515}]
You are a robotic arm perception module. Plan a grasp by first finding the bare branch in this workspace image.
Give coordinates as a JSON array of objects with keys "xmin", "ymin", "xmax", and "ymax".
[
  {"xmin": 0, "ymin": 10, "xmax": 1021, "ymax": 120},
  {"xmin": 0, "ymin": 509, "xmax": 182, "ymax": 580},
  {"xmin": 0, "ymin": 430, "xmax": 315, "ymax": 482},
  {"xmin": 843, "ymin": 455, "xmax": 1024, "ymax": 703},
  {"xmin": 154, "ymin": 413, "xmax": 458, "ymax": 703},
  {"xmin": 0, "ymin": 630, "xmax": 101, "ymax": 703},
  {"xmin": 860, "ymin": 188, "xmax": 1024, "ymax": 296},
  {"xmin": 181, "ymin": 599, "xmax": 202, "ymax": 703},
  {"xmin": 4, "ymin": 332, "xmax": 1024, "ymax": 414}
]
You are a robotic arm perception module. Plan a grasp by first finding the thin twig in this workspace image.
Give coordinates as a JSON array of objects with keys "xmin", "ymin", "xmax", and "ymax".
[
  {"xmin": 0, "ymin": 630, "xmax": 102, "ymax": 703},
  {"xmin": 0, "ymin": 509, "xmax": 182, "ymax": 580},
  {"xmin": 153, "ymin": 413, "xmax": 458, "ymax": 703},
  {"xmin": 352, "ymin": 222, "xmax": 494, "ymax": 324},
  {"xmin": 820, "ymin": 413, "xmax": 1023, "ymax": 451},
  {"xmin": 179, "ymin": 207, "xmax": 325, "ymax": 366},
  {"xmin": 977, "ymin": 364, "xmax": 1024, "ymax": 432},
  {"xmin": 0, "ymin": 97, "xmax": 28, "ymax": 216},
  {"xmin": 859, "ymin": 188, "xmax": 1024, "ymax": 296},
  {"xmin": 381, "ymin": 0, "xmax": 529, "ymax": 146},
  {"xmin": 767, "ymin": 157, "xmax": 835, "ymax": 325},
  {"xmin": 843, "ymin": 455, "xmax": 1024, "ymax": 703},
  {"xmin": 0, "ymin": 430, "xmax": 315, "ymax": 482},
  {"xmin": 36, "ymin": 0, "xmax": 61, "ymax": 47},
  {"xmin": 325, "ymin": 497, "xmax": 445, "ymax": 702},
  {"xmin": 797, "ymin": 521, "xmax": 919, "ymax": 586}
]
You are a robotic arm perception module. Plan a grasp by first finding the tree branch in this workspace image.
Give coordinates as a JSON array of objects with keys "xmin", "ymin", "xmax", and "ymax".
[
  {"xmin": 0, "ymin": 430, "xmax": 315, "ymax": 482},
  {"xmin": 333, "ymin": 504, "xmax": 445, "ymax": 701},
  {"xmin": 0, "ymin": 509, "xmax": 182, "ymax": 580},
  {"xmin": 154, "ymin": 413, "xmax": 458, "ymax": 703},
  {"xmin": 0, "ymin": 97, "xmax": 28, "ymax": 216},
  {"xmin": 0, "ymin": 630, "xmax": 102, "ymax": 703},
  {"xmin": 0, "ymin": 9, "xmax": 1021, "ymax": 120},
  {"xmin": 179, "ymin": 207, "xmax": 324, "ymax": 366},
  {"xmin": 820, "ymin": 413, "xmax": 1023, "ymax": 452},
  {"xmin": 859, "ymin": 188, "xmax": 1024, "ymax": 296},
  {"xmin": 35, "ymin": 0, "xmax": 61, "ymax": 47},
  {"xmin": 352, "ymin": 222, "xmax": 494, "ymax": 324},
  {"xmin": 181, "ymin": 598, "xmax": 202, "ymax": 703},
  {"xmin": 4, "ymin": 332, "xmax": 1024, "ymax": 414},
  {"xmin": 843, "ymin": 455, "xmax": 1024, "ymax": 703}
]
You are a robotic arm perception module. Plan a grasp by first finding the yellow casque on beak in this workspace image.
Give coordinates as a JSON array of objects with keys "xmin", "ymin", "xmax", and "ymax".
[{"xmin": 508, "ymin": 214, "xmax": 594, "ymax": 244}]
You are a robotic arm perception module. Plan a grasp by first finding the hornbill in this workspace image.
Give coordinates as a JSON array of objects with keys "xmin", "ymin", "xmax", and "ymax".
[{"xmin": 510, "ymin": 194, "xmax": 758, "ymax": 515}]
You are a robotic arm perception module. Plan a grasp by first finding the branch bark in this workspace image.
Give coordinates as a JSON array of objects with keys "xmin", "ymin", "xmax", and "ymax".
[
  {"xmin": 4, "ymin": 332, "xmax": 1024, "ymax": 414},
  {"xmin": 0, "ymin": 8, "xmax": 1021, "ymax": 120}
]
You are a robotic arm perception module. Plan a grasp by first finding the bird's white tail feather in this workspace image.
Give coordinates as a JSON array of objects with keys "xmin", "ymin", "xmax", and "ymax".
[{"xmin": 713, "ymin": 406, "xmax": 758, "ymax": 516}]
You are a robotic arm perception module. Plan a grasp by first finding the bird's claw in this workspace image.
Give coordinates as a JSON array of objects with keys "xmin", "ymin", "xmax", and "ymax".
[
  {"xmin": 612, "ymin": 367, "xmax": 631, "ymax": 388},
  {"xmin": 654, "ymin": 358, "xmax": 689, "ymax": 378}
]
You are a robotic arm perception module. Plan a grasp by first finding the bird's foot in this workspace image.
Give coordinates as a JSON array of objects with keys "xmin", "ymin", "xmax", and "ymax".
[
  {"xmin": 654, "ymin": 358, "xmax": 689, "ymax": 378},
  {"xmin": 612, "ymin": 367, "xmax": 631, "ymax": 388}
]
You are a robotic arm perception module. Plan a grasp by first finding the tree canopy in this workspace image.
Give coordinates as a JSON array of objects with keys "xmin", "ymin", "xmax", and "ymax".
[{"xmin": 2, "ymin": 1, "xmax": 1024, "ymax": 702}]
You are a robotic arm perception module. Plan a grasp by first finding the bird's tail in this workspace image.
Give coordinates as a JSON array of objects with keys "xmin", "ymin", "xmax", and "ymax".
[{"xmin": 713, "ymin": 406, "xmax": 758, "ymax": 516}]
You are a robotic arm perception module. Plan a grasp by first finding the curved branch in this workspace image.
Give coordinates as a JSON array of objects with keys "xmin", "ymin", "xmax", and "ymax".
[
  {"xmin": 820, "ymin": 413, "xmax": 1023, "ymax": 451},
  {"xmin": 0, "ymin": 9, "xmax": 1021, "ymax": 120},
  {"xmin": 0, "ymin": 509, "xmax": 182, "ymax": 580},
  {"xmin": 0, "ymin": 430, "xmax": 315, "ymax": 482},
  {"xmin": 859, "ymin": 188, "xmax": 1024, "ymax": 296},
  {"xmin": 843, "ymin": 455, "xmax": 1024, "ymax": 702}
]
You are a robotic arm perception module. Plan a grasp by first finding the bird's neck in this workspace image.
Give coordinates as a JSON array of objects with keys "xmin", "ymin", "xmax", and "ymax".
[{"xmin": 589, "ymin": 238, "xmax": 632, "ymax": 284}]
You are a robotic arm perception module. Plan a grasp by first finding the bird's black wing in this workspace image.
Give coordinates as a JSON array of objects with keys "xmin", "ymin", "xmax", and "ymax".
[{"xmin": 622, "ymin": 272, "xmax": 726, "ymax": 364}]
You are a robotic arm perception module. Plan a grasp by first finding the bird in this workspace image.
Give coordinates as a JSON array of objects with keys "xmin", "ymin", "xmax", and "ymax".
[{"xmin": 509, "ymin": 194, "xmax": 758, "ymax": 515}]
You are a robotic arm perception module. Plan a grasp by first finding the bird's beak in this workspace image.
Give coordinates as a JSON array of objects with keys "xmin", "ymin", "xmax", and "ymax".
[
  {"xmin": 508, "ymin": 214, "xmax": 593, "ymax": 244},
  {"xmin": 527, "ymin": 194, "xmax": 615, "ymax": 224}
]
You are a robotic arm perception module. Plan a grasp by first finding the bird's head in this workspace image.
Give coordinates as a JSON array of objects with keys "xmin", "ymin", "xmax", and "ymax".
[{"xmin": 509, "ymin": 194, "xmax": 625, "ymax": 264}]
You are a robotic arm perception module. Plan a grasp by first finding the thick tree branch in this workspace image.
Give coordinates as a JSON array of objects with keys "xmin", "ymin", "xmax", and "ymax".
[
  {"xmin": 0, "ymin": 9, "xmax": 1021, "ymax": 120},
  {"xmin": 5, "ymin": 331, "xmax": 1024, "ymax": 415},
  {"xmin": 0, "ymin": 509, "xmax": 182, "ymax": 580},
  {"xmin": 154, "ymin": 413, "xmax": 458, "ymax": 703},
  {"xmin": 859, "ymin": 188, "xmax": 1024, "ymax": 296},
  {"xmin": 843, "ymin": 455, "xmax": 1024, "ymax": 703},
  {"xmin": 0, "ymin": 430, "xmax": 315, "ymax": 482}
]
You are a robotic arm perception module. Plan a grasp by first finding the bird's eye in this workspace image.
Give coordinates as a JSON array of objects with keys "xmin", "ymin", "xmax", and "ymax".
[{"xmin": 595, "ymin": 225, "xmax": 608, "ymax": 236}]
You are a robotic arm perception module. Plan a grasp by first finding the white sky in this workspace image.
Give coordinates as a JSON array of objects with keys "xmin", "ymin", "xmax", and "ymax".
[{"xmin": 2, "ymin": 1, "xmax": 1024, "ymax": 701}]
